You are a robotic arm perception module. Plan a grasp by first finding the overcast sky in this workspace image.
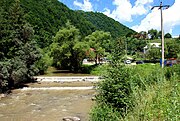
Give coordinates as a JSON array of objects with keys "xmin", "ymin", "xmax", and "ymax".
[{"xmin": 59, "ymin": 0, "xmax": 180, "ymax": 37}]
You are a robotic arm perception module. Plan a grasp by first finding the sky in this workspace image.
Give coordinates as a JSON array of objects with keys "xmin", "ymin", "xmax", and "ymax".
[{"xmin": 58, "ymin": 0, "xmax": 180, "ymax": 37}]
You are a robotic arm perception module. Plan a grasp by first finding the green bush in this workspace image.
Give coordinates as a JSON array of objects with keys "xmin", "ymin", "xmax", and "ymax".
[
  {"xmin": 81, "ymin": 64, "xmax": 108, "ymax": 75},
  {"xmin": 90, "ymin": 64, "xmax": 108, "ymax": 75},
  {"xmin": 35, "ymin": 48, "xmax": 53, "ymax": 75},
  {"xmin": 90, "ymin": 103, "xmax": 121, "ymax": 121},
  {"xmin": 81, "ymin": 64, "xmax": 97, "ymax": 74},
  {"xmin": 95, "ymin": 64, "xmax": 134, "ymax": 114},
  {"xmin": 90, "ymin": 63, "xmax": 180, "ymax": 120}
]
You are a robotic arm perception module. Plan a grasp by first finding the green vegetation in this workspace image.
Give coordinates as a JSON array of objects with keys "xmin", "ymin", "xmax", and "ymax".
[
  {"xmin": 50, "ymin": 21, "xmax": 88, "ymax": 72},
  {"xmin": 164, "ymin": 33, "xmax": 172, "ymax": 38},
  {"xmin": 81, "ymin": 64, "xmax": 108, "ymax": 76},
  {"xmin": 147, "ymin": 29, "xmax": 173, "ymax": 40},
  {"xmin": 148, "ymin": 29, "xmax": 160, "ymax": 40},
  {"xmin": 165, "ymin": 38, "xmax": 180, "ymax": 59},
  {"xmin": 84, "ymin": 30, "xmax": 112, "ymax": 64},
  {"xmin": 0, "ymin": 0, "xmax": 135, "ymax": 92},
  {"xmin": 20, "ymin": 0, "xmax": 96, "ymax": 48},
  {"xmin": 90, "ymin": 63, "xmax": 180, "ymax": 121},
  {"xmin": 145, "ymin": 38, "xmax": 180, "ymax": 60},
  {"xmin": 0, "ymin": 0, "xmax": 41, "ymax": 92},
  {"xmin": 0, "ymin": 5, "xmax": 179, "ymax": 121},
  {"xmin": 50, "ymin": 21, "xmax": 112, "ymax": 72},
  {"xmin": 79, "ymin": 11, "xmax": 135, "ymax": 38},
  {"xmin": 9, "ymin": 0, "xmax": 134, "ymax": 48},
  {"xmin": 126, "ymin": 37, "xmax": 146, "ymax": 55},
  {"xmin": 90, "ymin": 36, "xmax": 180, "ymax": 120}
]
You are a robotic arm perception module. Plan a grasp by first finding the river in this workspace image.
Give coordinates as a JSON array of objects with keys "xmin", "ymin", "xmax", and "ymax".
[{"xmin": 0, "ymin": 81, "xmax": 96, "ymax": 121}]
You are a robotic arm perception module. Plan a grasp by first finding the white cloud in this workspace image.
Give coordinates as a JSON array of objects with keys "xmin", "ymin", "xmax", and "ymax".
[
  {"xmin": 132, "ymin": 0, "xmax": 180, "ymax": 34},
  {"xmin": 73, "ymin": 0, "xmax": 93, "ymax": 11},
  {"xmin": 132, "ymin": 0, "xmax": 153, "ymax": 15},
  {"xmin": 103, "ymin": 0, "xmax": 153, "ymax": 22}
]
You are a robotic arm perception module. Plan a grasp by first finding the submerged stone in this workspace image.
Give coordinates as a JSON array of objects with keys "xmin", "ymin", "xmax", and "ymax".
[{"xmin": 62, "ymin": 116, "xmax": 81, "ymax": 121}]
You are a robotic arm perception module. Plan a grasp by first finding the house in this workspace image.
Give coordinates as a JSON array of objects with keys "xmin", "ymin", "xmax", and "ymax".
[{"xmin": 143, "ymin": 43, "xmax": 161, "ymax": 54}]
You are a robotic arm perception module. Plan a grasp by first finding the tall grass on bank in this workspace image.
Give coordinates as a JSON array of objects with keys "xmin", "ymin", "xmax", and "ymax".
[
  {"xmin": 81, "ymin": 64, "xmax": 108, "ymax": 75},
  {"xmin": 90, "ymin": 64, "xmax": 180, "ymax": 121},
  {"xmin": 125, "ymin": 70, "xmax": 179, "ymax": 120}
]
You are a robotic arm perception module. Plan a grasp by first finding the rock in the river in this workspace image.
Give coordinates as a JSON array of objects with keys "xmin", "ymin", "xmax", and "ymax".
[
  {"xmin": 91, "ymin": 96, "xmax": 96, "ymax": 101},
  {"xmin": 62, "ymin": 116, "xmax": 81, "ymax": 121},
  {"xmin": 0, "ymin": 94, "xmax": 6, "ymax": 99}
]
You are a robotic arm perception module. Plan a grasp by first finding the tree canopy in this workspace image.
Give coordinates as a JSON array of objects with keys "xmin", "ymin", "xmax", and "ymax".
[
  {"xmin": 0, "ymin": 0, "xmax": 41, "ymax": 92},
  {"xmin": 85, "ymin": 30, "xmax": 112, "ymax": 64},
  {"xmin": 50, "ymin": 22, "xmax": 114, "ymax": 71},
  {"xmin": 50, "ymin": 22, "xmax": 89, "ymax": 72},
  {"xmin": 164, "ymin": 33, "xmax": 172, "ymax": 38},
  {"xmin": 79, "ymin": 11, "xmax": 135, "ymax": 38}
]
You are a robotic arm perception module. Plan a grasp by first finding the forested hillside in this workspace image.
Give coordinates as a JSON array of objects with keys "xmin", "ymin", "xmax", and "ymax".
[
  {"xmin": 20, "ymin": 0, "xmax": 97, "ymax": 48},
  {"xmin": 1, "ymin": 0, "xmax": 135, "ymax": 48},
  {"xmin": 79, "ymin": 11, "xmax": 134, "ymax": 38},
  {"xmin": 21, "ymin": 0, "xmax": 135, "ymax": 47}
]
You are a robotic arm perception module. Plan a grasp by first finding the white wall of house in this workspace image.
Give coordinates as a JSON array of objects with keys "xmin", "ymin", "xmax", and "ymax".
[{"xmin": 144, "ymin": 43, "xmax": 161, "ymax": 54}]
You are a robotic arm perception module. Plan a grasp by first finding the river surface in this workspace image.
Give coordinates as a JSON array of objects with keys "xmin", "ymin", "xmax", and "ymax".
[{"xmin": 0, "ymin": 82, "xmax": 95, "ymax": 121}]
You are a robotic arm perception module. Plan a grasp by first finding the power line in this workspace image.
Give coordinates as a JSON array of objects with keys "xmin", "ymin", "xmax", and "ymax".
[{"xmin": 151, "ymin": 2, "xmax": 170, "ymax": 68}]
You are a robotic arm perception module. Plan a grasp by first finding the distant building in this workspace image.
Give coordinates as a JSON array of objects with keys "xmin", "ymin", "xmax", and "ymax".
[{"xmin": 143, "ymin": 43, "xmax": 161, "ymax": 54}]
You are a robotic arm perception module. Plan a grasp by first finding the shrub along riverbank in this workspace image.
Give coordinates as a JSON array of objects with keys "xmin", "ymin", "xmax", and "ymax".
[{"xmin": 90, "ymin": 64, "xmax": 180, "ymax": 121}]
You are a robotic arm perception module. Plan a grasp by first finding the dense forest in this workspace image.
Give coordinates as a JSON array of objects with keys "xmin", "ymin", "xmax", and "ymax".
[
  {"xmin": 0, "ymin": 0, "xmax": 41, "ymax": 92},
  {"xmin": 1, "ymin": 0, "xmax": 134, "ymax": 48},
  {"xmin": 78, "ymin": 11, "xmax": 134, "ymax": 38}
]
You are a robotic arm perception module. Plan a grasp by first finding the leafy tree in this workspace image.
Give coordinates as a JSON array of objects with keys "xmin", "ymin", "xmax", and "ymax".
[
  {"xmin": 84, "ymin": 30, "xmax": 111, "ymax": 64},
  {"xmin": 165, "ymin": 39, "xmax": 180, "ymax": 58},
  {"xmin": 50, "ymin": 21, "xmax": 89, "ymax": 71},
  {"xmin": 126, "ymin": 32, "xmax": 134, "ymax": 38},
  {"xmin": 148, "ymin": 29, "xmax": 158, "ymax": 40},
  {"xmin": 164, "ymin": 33, "xmax": 172, "ymax": 38},
  {"xmin": 146, "ymin": 44, "xmax": 161, "ymax": 60},
  {"xmin": 95, "ymin": 37, "xmax": 134, "ymax": 115},
  {"xmin": 125, "ymin": 37, "xmax": 146, "ymax": 55},
  {"xmin": 0, "ymin": 0, "xmax": 41, "ymax": 91},
  {"xmin": 111, "ymin": 37, "xmax": 126, "ymax": 62},
  {"xmin": 158, "ymin": 30, "xmax": 162, "ymax": 39},
  {"xmin": 35, "ymin": 48, "xmax": 52, "ymax": 74},
  {"xmin": 96, "ymin": 65, "xmax": 134, "ymax": 113}
]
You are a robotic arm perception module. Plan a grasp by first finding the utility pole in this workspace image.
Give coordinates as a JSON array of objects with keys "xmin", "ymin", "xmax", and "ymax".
[
  {"xmin": 125, "ymin": 39, "xmax": 127, "ymax": 58},
  {"xmin": 151, "ymin": 2, "xmax": 170, "ymax": 68}
]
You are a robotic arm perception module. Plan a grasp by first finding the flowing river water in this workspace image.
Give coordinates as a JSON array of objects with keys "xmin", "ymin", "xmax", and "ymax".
[{"xmin": 0, "ymin": 81, "xmax": 96, "ymax": 121}]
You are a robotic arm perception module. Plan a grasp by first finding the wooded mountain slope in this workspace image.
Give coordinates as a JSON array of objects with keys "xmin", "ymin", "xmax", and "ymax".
[
  {"xmin": 1, "ymin": 0, "xmax": 135, "ymax": 48},
  {"xmin": 78, "ymin": 11, "xmax": 135, "ymax": 38}
]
